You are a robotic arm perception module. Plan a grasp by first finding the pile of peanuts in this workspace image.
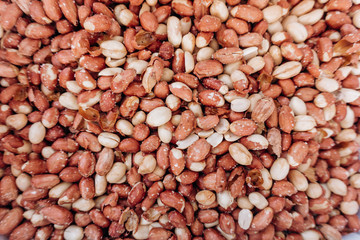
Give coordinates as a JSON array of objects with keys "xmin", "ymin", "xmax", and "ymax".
[{"xmin": 2, "ymin": 0, "xmax": 360, "ymax": 239}]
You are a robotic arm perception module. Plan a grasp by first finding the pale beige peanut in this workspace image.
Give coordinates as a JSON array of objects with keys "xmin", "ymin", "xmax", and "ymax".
[
  {"xmin": 340, "ymin": 201, "xmax": 359, "ymax": 215},
  {"xmin": 248, "ymin": 192, "xmax": 268, "ymax": 210},
  {"xmin": 315, "ymin": 77, "xmax": 340, "ymax": 93},
  {"xmin": 262, "ymin": 5, "xmax": 282, "ymax": 24},
  {"xmin": 291, "ymin": 0, "xmax": 315, "ymax": 16},
  {"xmin": 327, "ymin": 178, "xmax": 347, "ymax": 196},
  {"xmin": 289, "ymin": 97, "xmax": 307, "ymax": 116},
  {"xmin": 167, "ymin": 16, "xmax": 182, "ymax": 47},
  {"xmin": 106, "ymin": 162, "xmax": 126, "ymax": 183},
  {"xmin": 229, "ymin": 143, "xmax": 253, "ymax": 165},
  {"xmin": 350, "ymin": 174, "xmax": 360, "ymax": 188},
  {"xmin": 273, "ymin": 61, "xmax": 302, "ymax": 79},
  {"xmin": 64, "ymin": 225, "xmax": 84, "ymax": 240},
  {"xmin": 98, "ymin": 132, "xmax": 120, "ymax": 148},
  {"xmin": 270, "ymin": 158, "xmax": 289, "ymax": 181},
  {"xmin": 6, "ymin": 114, "xmax": 28, "ymax": 130},
  {"xmin": 298, "ymin": 9, "xmax": 324, "ymax": 25},
  {"xmin": 237, "ymin": 197, "xmax": 254, "ymax": 210},
  {"xmin": 100, "ymin": 40, "xmax": 127, "ymax": 59},
  {"xmin": 217, "ymin": 190, "xmax": 234, "ymax": 209},
  {"xmin": 28, "ymin": 122, "xmax": 46, "ymax": 144},
  {"xmin": 138, "ymin": 155, "xmax": 157, "ymax": 175},
  {"xmin": 210, "ymin": 1, "xmax": 229, "ymax": 22},
  {"xmin": 146, "ymin": 107, "xmax": 172, "ymax": 127},
  {"xmin": 15, "ymin": 173, "xmax": 32, "ymax": 192},
  {"xmin": 294, "ymin": 115, "xmax": 316, "ymax": 131},
  {"xmin": 238, "ymin": 209, "xmax": 253, "ymax": 230},
  {"xmin": 288, "ymin": 170, "xmax": 308, "ymax": 192},
  {"xmin": 196, "ymin": 190, "xmax": 216, "ymax": 206},
  {"xmin": 306, "ymin": 183, "xmax": 323, "ymax": 199}
]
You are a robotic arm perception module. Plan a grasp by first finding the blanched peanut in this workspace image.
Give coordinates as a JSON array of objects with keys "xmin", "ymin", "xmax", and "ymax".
[
  {"xmin": 229, "ymin": 143, "xmax": 253, "ymax": 165},
  {"xmin": 291, "ymin": 0, "xmax": 315, "ymax": 16},
  {"xmin": 49, "ymin": 182, "xmax": 72, "ymax": 199},
  {"xmin": 263, "ymin": 5, "xmax": 282, "ymax": 24},
  {"xmin": 137, "ymin": 155, "xmax": 157, "ymax": 174},
  {"xmin": 167, "ymin": 16, "xmax": 182, "ymax": 47},
  {"xmin": 270, "ymin": 158, "xmax": 289, "ymax": 181},
  {"xmin": 327, "ymin": 178, "xmax": 347, "ymax": 196},
  {"xmin": 64, "ymin": 225, "xmax": 84, "ymax": 240},
  {"xmin": 340, "ymin": 201, "xmax": 359, "ymax": 215},
  {"xmin": 238, "ymin": 209, "xmax": 253, "ymax": 230},
  {"xmin": 146, "ymin": 107, "xmax": 172, "ymax": 127},
  {"xmin": 182, "ymin": 33, "xmax": 195, "ymax": 53},
  {"xmin": 217, "ymin": 190, "xmax": 234, "ymax": 209},
  {"xmin": 98, "ymin": 132, "xmax": 120, "ymax": 148},
  {"xmin": 132, "ymin": 111, "xmax": 146, "ymax": 126},
  {"xmin": 15, "ymin": 173, "xmax": 32, "ymax": 192},
  {"xmin": 306, "ymin": 183, "xmax": 323, "ymax": 199},
  {"xmin": 72, "ymin": 198, "xmax": 96, "ymax": 212},
  {"xmin": 231, "ymin": 98, "xmax": 251, "ymax": 112},
  {"xmin": 248, "ymin": 192, "xmax": 268, "ymax": 210},
  {"xmin": 210, "ymin": 1, "xmax": 229, "ymax": 22},
  {"xmin": 247, "ymin": 56, "xmax": 265, "ymax": 73},
  {"xmin": 59, "ymin": 92, "xmax": 79, "ymax": 110},
  {"xmin": 196, "ymin": 190, "xmax": 216, "ymax": 206},
  {"xmin": 116, "ymin": 119, "xmax": 134, "ymax": 136},
  {"xmin": 94, "ymin": 174, "xmax": 107, "ymax": 196},
  {"xmin": 294, "ymin": 115, "xmax": 316, "ymax": 131},
  {"xmin": 106, "ymin": 162, "xmax": 126, "ymax": 183},
  {"xmin": 6, "ymin": 114, "xmax": 27, "ymax": 130},
  {"xmin": 237, "ymin": 197, "xmax": 254, "ymax": 210},
  {"xmin": 288, "ymin": 170, "xmax": 308, "ymax": 192},
  {"xmin": 28, "ymin": 122, "xmax": 46, "ymax": 144},
  {"xmin": 350, "ymin": 174, "xmax": 360, "ymax": 188},
  {"xmin": 100, "ymin": 40, "xmax": 127, "ymax": 59},
  {"xmin": 289, "ymin": 97, "xmax": 307, "ymax": 115}
]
